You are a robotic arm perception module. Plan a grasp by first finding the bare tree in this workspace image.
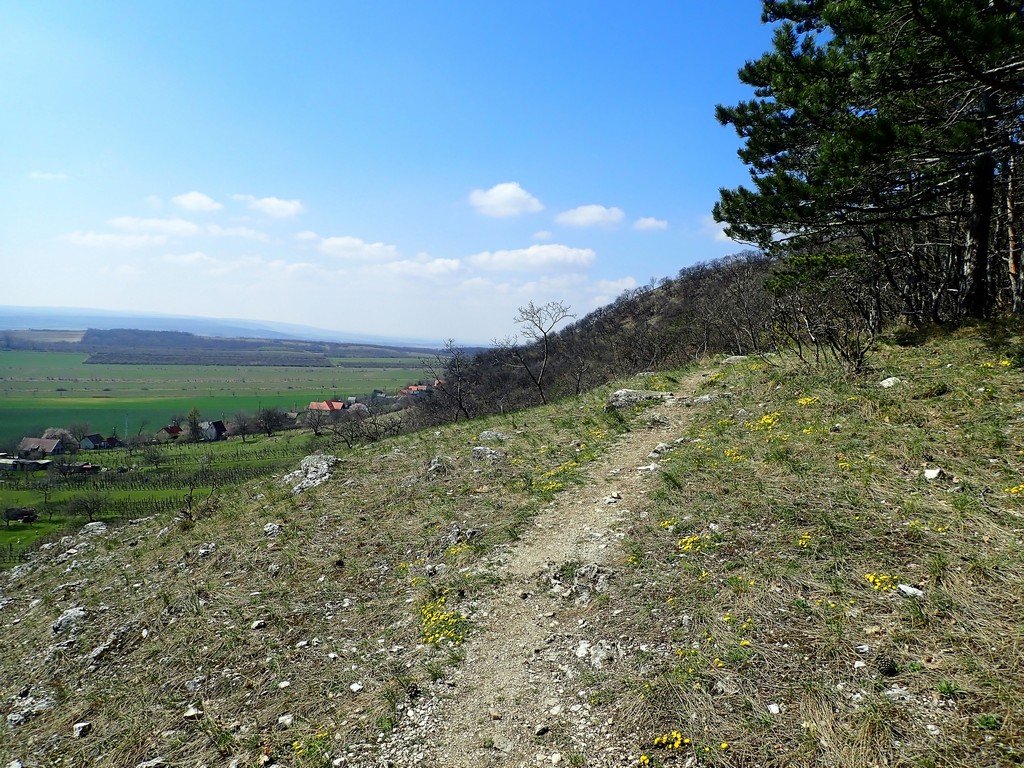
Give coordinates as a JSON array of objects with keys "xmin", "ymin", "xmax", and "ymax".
[
  {"xmin": 496, "ymin": 300, "xmax": 574, "ymax": 405},
  {"xmin": 124, "ymin": 434, "xmax": 148, "ymax": 458},
  {"xmin": 423, "ymin": 339, "xmax": 475, "ymax": 422},
  {"xmin": 257, "ymin": 406, "xmax": 288, "ymax": 437},
  {"xmin": 142, "ymin": 444, "xmax": 165, "ymax": 469},
  {"xmin": 232, "ymin": 411, "xmax": 252, "ymax": 443},
  {"xmin": 66, "ymin": 492, "xmax": 105, "ymax": 523},
  {"xmin": 183, "ymin": 454, "xmax": 213, "ymax": 520},
  {"xmin": 304, "ymin": 407, "xmax": 330, "ymax": 436},
  {"xmin": 186, "ymin": 407, "xmax": 203, "ymax": 443},
  {"xmin": 42, "ymin": 427, "xmax": 77, "ymax": 454},
  {"xmin": 329, "ymin": 409, "xmax": 366, "ymax": 448},
  {"xmin": 68, "ymin": 422, "xmax": 92, "ymax": 442}
]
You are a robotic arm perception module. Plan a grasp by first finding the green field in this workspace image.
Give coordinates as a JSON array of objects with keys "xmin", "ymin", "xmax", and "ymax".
[{"xmin": 0, "ymin": 350, "xmax": 428, "ymax": 447}]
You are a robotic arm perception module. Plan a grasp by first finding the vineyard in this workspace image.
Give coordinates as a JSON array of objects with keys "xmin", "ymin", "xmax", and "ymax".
[{"xmin": 0, "ymin": 434, "xmax": 310, "ymax": 565}]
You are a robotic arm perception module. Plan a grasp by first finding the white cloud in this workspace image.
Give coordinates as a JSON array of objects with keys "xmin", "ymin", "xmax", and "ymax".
[
  {"xmin": 162, "ymin": 251, "xmax": 216, "ymax": 265},
  {"xmin": 591, "ymin": 276, "xmax": 639, "ymax": 307},
  {"xmin": 468, "ymin": 182, "xmax": 543, "ymax": 218},
  {"xmin": 63, "ymin": 231, "xmax": 168, "ymax": 248},
  {"xmin": 468, "ymin": 244, "xmax": 596, "ymax": 271},
  {"xmin": 295, "ymin": 230, "xmax": 319, "ymax": 241},
  {"xmin": 318, "ymin": 235, "xmax": 400, "ymax": 262},
  {"xmin": 203, "ymin": 255, "xmax": 261, "ymax": 277},
  {"xmin": 700, "ymin": 214, "xmax": 732, "ymax": 243},
  {"xmin": 555, "ymin": 204, "xmax": 625, "ymax": 227},
  {"xmin": 109, "ymin": 216, "xmax": 200, "ymax": 236},
  {"xmin": 172, "ymin": 191, "xmax": 222, "ymax": 212},
  {"xmin": 382, "ymin": 257, "xmax": 462, "ymax": 277},
  {"xmin": 207, "ymin": 224, "xmax": 270, "ymax": 242},
  {"xmin": 29, "ymin": 171, "xmax": 70, "ymax": 181},
  {"xmin": 232, "ymin": 194, "xmax": 304, "ymax": 218},
  {"xmin": 634, "ymin": 216, "xmax": 668, "ymax": 231},
  {"xmin": 532, "ymin": 230, "xmax": 554, "ymax": 241},
  {"xmin": 595, "ymin": 277, "xmax": 639, "ymax": 294}
]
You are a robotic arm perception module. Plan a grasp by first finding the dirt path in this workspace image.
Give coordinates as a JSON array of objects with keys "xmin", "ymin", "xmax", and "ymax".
[{"xmin": 365, "ymin": 375, "xmax": 704, "ymax": 767}]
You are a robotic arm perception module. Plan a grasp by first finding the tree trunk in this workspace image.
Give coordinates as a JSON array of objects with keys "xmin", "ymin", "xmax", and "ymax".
[
  {"xmin": 965, "ymin": 91, "xmax": 998, "ymax": 320},
  {"xmin": 964, "ymin": 152, "xmax": 996, "ymax": 319},
  {"xmin": 1008, "ymin": 154, "xmax": 1022, "ymax": 313}
]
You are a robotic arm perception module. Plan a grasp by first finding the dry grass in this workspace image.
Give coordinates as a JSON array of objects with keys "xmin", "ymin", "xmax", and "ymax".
[{"xmin": 593, "ymin": 326, "xmax": 1024, "ymax": 767}]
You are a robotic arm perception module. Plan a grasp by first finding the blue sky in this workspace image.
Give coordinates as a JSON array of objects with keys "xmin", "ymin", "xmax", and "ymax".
[{"xmin": 1, "ymin": 2, "xmax": 771, "ymax": 342}]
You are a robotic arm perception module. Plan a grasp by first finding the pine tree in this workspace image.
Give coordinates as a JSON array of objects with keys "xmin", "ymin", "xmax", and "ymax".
[{"xmin": 715, "ymin": 0, "xmax": 1024, "ymax": 321}]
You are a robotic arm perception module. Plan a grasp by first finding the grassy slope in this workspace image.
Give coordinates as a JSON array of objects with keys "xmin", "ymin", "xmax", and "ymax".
[
  {"xmin": 0, "ymin": 327, "xmax": 1021, "ymax": 767},
  {"xmin": 601, "ymin": 326, "xmax": 1023, "ymax": 767}
]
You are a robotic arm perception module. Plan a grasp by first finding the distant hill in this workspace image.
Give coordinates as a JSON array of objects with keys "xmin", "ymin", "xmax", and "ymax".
[
  {"xmin": 0, "ymin": 305, "xmax": 442, "ymax": 348},
  {"xmin": 0, "ymin": 325, "xmax": 440, "ymax": 366}
]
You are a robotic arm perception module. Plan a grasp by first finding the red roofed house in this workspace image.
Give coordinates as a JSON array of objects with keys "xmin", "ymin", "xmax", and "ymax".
[
  {"xmin": 155, "ymin": 425, "xmax": 183, "ymax": 443},
  {"xmin": 308, "ymin": 400, "xmax": 347, "ymax": 411}
]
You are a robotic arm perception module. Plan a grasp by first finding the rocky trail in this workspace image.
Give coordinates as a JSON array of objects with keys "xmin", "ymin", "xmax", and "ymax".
[{"xmin": 357, "ymin": 374, "xmax": 706, "ymax": 768}]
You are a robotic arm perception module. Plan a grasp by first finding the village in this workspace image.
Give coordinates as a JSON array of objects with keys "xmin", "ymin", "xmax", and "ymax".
[
  {"xmin": 1, "ymin": 379, "xmax": 439, "ymax": 474},
  {"xmin": 1, "ymin": 378, "xmax": 440, "ymax": 542}
]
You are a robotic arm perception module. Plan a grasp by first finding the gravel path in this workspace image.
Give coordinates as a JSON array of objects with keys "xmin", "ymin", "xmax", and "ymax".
[{"xmin": 356, "ymin": 375, "xmax": 704, "ymax": 768}]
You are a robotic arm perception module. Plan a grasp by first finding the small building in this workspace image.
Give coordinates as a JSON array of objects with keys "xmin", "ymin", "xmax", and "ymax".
[
  {"xmin": 64, "ymin": 462, "xmax": 101, "ymax": 475},
  {"xmin": 200, "ymin": 420, "xmax": 227, "ymax": 441},
  {"xmin": 308, "ymin": 400, "xmax": 347, "ymax": 412},
  {"xmin": 0, "ymin": 458, "xmax": 51, "ymax": 472},
  {"xmin": 154, "ymin": 425, "xmax": 183, "ymax": 443},
  {"xmin": 104, "ymin": 435, "xmax": 124, "ymax": 449},
  {"xmin": 80, "ymin": 434, "xmax": 106, "ymax": 450},
  {"xmin": 400, "ymin": 384, "xmax": 431, "ymax": 398},
  {"xmin": 17, "ymin": 437, "xmax": 65, "ymax": 459}
]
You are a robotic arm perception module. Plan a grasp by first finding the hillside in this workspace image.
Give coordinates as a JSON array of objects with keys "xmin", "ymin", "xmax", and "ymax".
[{"xmin": 1, "ymin": 327, "xmax": 1022, "ymax": 767}]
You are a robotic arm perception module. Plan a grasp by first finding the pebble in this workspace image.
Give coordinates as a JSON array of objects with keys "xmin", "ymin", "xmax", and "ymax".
[
  {"xmin": 251, "ymin": 619, "xmax": 266, "ymax": 630},
  {"xmin": 73, "ymin": 721, "xmax": 93, "ymax": 738},
  {"xmin": 277, "ymin": 714, "xmax": 294, "ymax": 728},
  {"xmin": 767, "ymin": 703, "xmax": 781, "ymax": 715},
  {"xmin": 897, "ymin": 584, "xmax": 925, "ymax": 599}
]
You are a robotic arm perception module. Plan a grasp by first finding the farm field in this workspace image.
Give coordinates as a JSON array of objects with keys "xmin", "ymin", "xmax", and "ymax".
[{"xmin": 0, "ymin": 350, "xmax": 428, "ymax": 447}]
